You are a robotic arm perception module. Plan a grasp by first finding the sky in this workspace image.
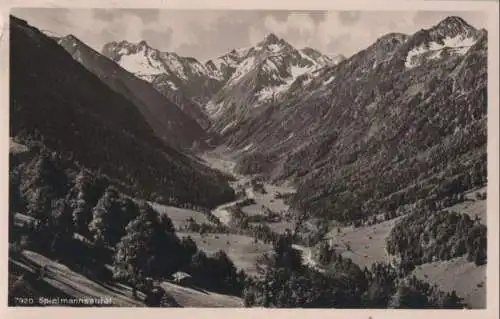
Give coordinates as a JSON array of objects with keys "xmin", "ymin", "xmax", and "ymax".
[{"xmin": 10, "ymin": 9, "xmax": 488, "ymax": 61}]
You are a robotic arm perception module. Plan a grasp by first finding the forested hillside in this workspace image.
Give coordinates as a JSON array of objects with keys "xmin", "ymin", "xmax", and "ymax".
[
  {"xmin": 10, "ymin": 15, "xmax": 234, "ymax": 209},
  {"xmin": 226, "ymin": 17, "xmax": 487, "ymax": 228}
]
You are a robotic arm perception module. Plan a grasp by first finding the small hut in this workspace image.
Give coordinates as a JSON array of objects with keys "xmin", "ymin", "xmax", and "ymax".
[{"xmin": 171, "ymin": 271, "xmax": 193, "ymax": 287}]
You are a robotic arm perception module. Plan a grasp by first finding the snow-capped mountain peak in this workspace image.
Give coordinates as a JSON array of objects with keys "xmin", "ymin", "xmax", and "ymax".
[
  {"xmin": 403, "ymin": 16, "xmax": 481, "ymax": 69},
  {"xmin": 102, "ymin": 40, "xmax": 206, "ymax": 81},
  {"xmin": 100, "ymin": 39, "xmax": 227, "ymax": 124},
  {"xmin": 205, "ymin": 34, "xmax": 342, "ymax": 126}
]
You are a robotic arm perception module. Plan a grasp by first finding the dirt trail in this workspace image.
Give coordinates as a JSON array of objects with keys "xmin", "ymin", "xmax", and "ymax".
[{"xmin": 199, "ymin": 150, "xmax": 321, "ymax": 269}]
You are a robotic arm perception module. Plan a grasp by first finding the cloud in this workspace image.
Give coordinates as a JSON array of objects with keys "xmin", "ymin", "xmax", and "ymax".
[
  {"xmin": 252, "ymin": 10, "xmax": 487, "ymax": 57},
  {"xmin": 248, "ymin": 12, "xmax": 319, "ymax": 49},
  {"xmin": 337, "ymin": 11, "xmax": 361, "ymax": 25},
  {"xmin": 177, "ymin": 13, "xmax": 261, "ymax": 60},
  {"xmin": 411, "ymin": 10, "xmax": 486, "ymax": 29},
  {"xmin": 93, "ymin": 9, "xmax": 159, "ymax": 23},
  {"xmin": 10, "ymin": 8, "xmax": 488, "ymax": 61}
]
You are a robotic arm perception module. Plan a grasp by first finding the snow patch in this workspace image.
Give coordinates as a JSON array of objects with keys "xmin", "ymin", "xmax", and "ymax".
[
  {"xmin": 235, "ymin": 46, "xmax": 251, "ymax": 56},
  {"xmin": 257, "ymin": 83, "xmax": 290, "ymax": 102},
  {"xmin": 290, "ymin": 64, "xmax": 313, "ymax": 78},
  {"xmin": 190, "ymin": 61, "xmax": 207, "ymax": 75},
  {"xmin": 302, "ymin": 77, "xmax": 312, "ymax": 87},
  {"xmin": 168, "ymin": 81, "xmax": 179, "ymax": 91},
  {"xmin": 119, "ymin": 47, "xmax": 165, "ymax": 77},
  {"xmin": 228, "ymin": 56, "xmax": 256, "ymax": 84},
  {"xmin": 442, "ymin": 35, "xmax": 477, "ymax": 48},
  {"xmin": 453, "ymin": 46, "xmax": 471, "ymax": 55},
  {"xmin": 298, "ymin": 50, "xmax": 318, "ymax": 65},
  {"xmin": 257, "ymin": 63, "xmax": 318, "ymax": 103},
  {"xmin": 405, "ymin": 35, "xmax": 477, "ymax": 68},
  {"xmin": 220, "ymin": 121, "xmax": 237, "ymax": 134},
  {"xmin": 267, "ymin": 43, "xmax": 283, "ymax": 53},
  {"xmin": 263, "ymin": 60, "xmax": 279, "ymax": 73},
  {"xmin": 137, "ymin": 74, "xmax": 157, "ymax": 83},
  {"xmin": 324, "ymin": 75, "xmax": 336, "ymax": 85},
  {"xmin": 205, "ymin": 101, "xmax": 225, "ymax": 118},
  {"xmin": 211, "ymin": 58, "xmax": 224, "ymax": 71},
  {"xmin": 161, "ymin": 53, "xmax": 188, "ymax": 80},
  {"xmin": 222, "ymin": 55, "xmax": 241, "ymax": 68}
]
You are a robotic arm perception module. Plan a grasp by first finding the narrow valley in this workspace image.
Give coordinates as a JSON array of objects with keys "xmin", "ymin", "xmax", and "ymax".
[{"xmin": 7, "ymin": 8, "xmax": 493, "ymax": 311}]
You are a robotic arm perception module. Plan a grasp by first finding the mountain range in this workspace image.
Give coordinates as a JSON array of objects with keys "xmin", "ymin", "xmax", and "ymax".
[
  {"xmin": 12, "ymin": 14, "xmax": 487, "ymax": 225},
  {"xmin": 101, "ymin": 33, "xmax": 345, "ymax": 132},
  {"xmin": 8, "ymin": 12, "xmax": 489, "ymax": 309}
]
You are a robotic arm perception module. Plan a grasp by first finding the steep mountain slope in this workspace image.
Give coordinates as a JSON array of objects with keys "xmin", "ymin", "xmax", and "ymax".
[
  {"xmin": 101, "ymin": 40, "xmax": 218, "ymax": 128},
  {"xmin": 403, "ymin": 16, "xmax": 481, "ymax": 69},
  {"xmin": 226, "ymin": 16, "xmax": 487, "ymax": 224},
  {"xmin": 57, "ymin": 35, "xmax": 209, "ymax": 148},
  {"xmin": 10, "ymin": 15, "xmax": 234, "ymax": 209},
  {"xmin": 205, "ymin": 34, "xmax": 342, "ymax": 132}
]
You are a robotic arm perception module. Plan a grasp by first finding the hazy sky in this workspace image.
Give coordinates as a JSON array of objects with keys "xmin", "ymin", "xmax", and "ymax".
[{"xmin": 10, "ymin": 9, "xmax": 488, "ymax": 61}]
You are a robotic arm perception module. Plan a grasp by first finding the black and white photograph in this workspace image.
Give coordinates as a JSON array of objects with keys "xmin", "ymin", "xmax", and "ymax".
[{"xmin": 3, "ymin": 0, "xmax": 499, "ymax": 314}]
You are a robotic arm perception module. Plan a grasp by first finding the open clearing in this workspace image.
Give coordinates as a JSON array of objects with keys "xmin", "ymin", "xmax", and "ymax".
[
  {"xmin": 239, "ymin": 178, "xmax": 296, "ymax": 234},
  {"xmin": 323, "ymin": 185, "xmax": 487, "ymax": 270},
  {"xmin": 11, "ymin": 250, "xmax": 144, "ymax": 306},
  {"xmin": 249, "ymin": 183, "xmax": 295, "ymax": 214},
  {"xmin": 149, "ymin": 202, "xmax": 215, "ymax": 230},
  {"xmin": 160, "ymin": 281, "xmax": 242, "ymax": 307},
  {"xmin": 325, "ymin": 217, "xmax": 402, "ymax": 269},
  {"xmin": 241, "ymin": 204, "xmax": 263, "ymax": 216},
  {"xmin": 177, "ymin": 232, "xmax": 272, "ymax": 276},
  {"xmin": 9, "ymin": 138, "xmax": 29, "ymax": 154},
  {"xmin": 320, "ymin": 185, "xmax": 487, "ymax": 308},
  {"xmin": 444, "ymin": 186, "xmax": 487, "ymax": 224},
  {"xmin": 11, "ymin": 250, "xmax": 243, "ymax": 307},
  {"xmin": 412, "ymin": 256, "xmax": 486, "ymax": 308}
]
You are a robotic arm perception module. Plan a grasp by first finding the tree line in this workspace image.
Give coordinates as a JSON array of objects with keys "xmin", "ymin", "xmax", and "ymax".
[{"xmin": 386, "ymin": 208, "xmax": 487, "ymax": 272}]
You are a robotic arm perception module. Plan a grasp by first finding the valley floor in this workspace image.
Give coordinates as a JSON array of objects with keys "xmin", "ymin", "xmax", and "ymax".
[
  {"xmin": 194, "ymin": 149, "xmax": 488, "ymax": 308},
  {"xmin": 8, "ymin": 141, "xmax": 487, "ymax": 308}
]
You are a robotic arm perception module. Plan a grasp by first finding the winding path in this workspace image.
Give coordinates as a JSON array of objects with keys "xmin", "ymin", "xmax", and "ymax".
[{"xmin": 200, "ymin": 151, "xmax": 322, "ymax": 271}]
